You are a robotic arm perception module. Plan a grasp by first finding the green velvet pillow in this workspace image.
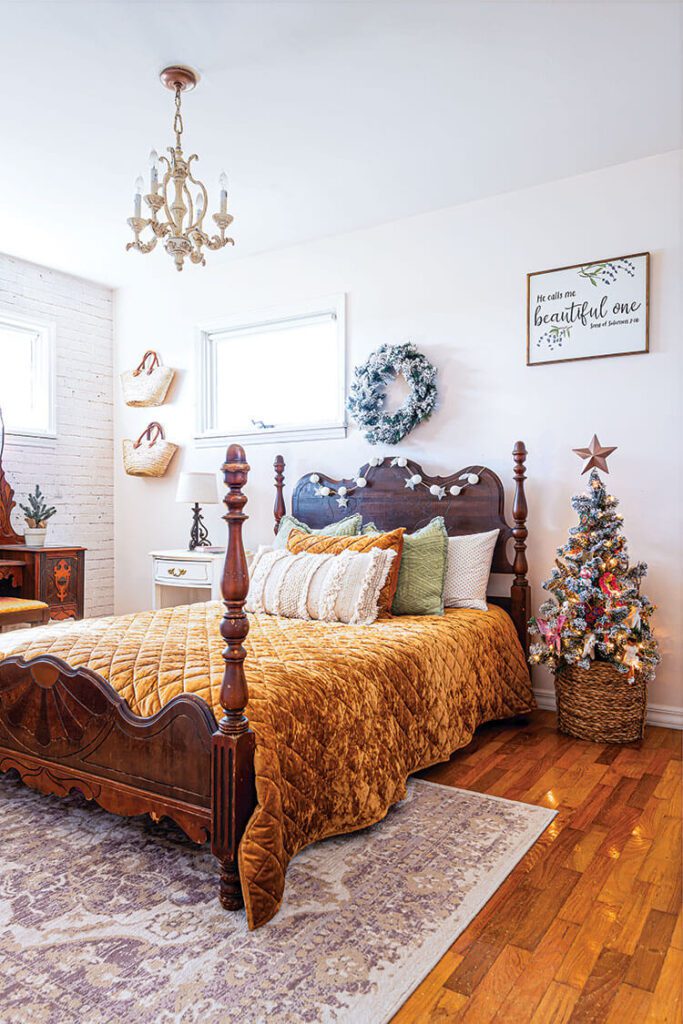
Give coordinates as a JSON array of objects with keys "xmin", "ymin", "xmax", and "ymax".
[
  {"xmin": 274, "ymin": 513, "xmax": 362, "ymax": 549},
  {"xmin": 363, "ymin": 517, "xmax": 448, "ymax": 615}
]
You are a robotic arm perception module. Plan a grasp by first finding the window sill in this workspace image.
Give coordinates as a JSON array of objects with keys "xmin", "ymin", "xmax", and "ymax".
[
  {"xmin": 194, "ymin": 425, "xmax": 347, "ymax": 448},
  {"xmin": 5, "ymin": 431, "xmax": 58, "ymax": 449}
]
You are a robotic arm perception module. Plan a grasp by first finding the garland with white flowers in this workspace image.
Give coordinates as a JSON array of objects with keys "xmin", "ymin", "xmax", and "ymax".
[
  {"xmin": 346, "ymin": 342, "xmax": 438, "ymax": 446},
  {"xmin": 388, "ymin": 456, "xmax": 481, "ymax": 498},
  {"xmin": 309, "ymin": 455, "xmax": 481, "ymax": 509}
]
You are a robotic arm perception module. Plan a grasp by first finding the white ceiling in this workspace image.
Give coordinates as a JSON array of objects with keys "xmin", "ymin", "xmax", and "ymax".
[{"xmin": 1, "ymin": 1, "xmax": 681, "ymax": 287}]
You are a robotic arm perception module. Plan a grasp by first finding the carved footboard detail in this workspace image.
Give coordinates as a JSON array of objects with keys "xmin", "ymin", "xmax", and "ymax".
[{"xmin": 0, "ymin": 655, "xmax": 216, "ymax": 843}]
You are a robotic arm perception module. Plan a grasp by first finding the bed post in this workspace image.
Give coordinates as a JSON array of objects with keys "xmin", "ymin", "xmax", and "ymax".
[
  {"xmin": 274, "ymin": 454, "xmax": 286, "ymax": 535},
  {"xmin": 211, "ymin": 444, "xmax": 256, "ymax": 911},
  {"xmin": 510, "ymin": 441, "xmax": 530, "ymax": 657}
]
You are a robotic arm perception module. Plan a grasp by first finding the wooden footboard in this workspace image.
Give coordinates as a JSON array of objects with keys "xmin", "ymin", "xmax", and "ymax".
[
  {"xmin": 0, "ymin": 656, "xmax": 216, "ymax": 842},
  {"xmin": 0, "ymin": 443, "xmax": 258, "ymax": 916}
]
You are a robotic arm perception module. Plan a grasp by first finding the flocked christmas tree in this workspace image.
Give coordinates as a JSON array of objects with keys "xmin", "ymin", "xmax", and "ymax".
[{"xmin": 530, "ymin": 448, "xmax": 660, "ymax": 682}]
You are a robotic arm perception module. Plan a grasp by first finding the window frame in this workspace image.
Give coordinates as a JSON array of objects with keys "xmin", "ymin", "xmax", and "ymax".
[
  {"xmin": 0, "ymin": 309, "xmax": 57, "ymax": 445},
  {"xmin": 195, "ymin": 294, "xmax": 346, "ymax": 447}
]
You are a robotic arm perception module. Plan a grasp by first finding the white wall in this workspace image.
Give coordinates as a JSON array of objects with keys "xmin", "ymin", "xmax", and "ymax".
[
  {"xmin": 0, "ymin": 254, "xmax": 114, "ymax": 617},
  {"xmin": 114, "ymin": 152, "xmax": 682, "ymax": 720}
]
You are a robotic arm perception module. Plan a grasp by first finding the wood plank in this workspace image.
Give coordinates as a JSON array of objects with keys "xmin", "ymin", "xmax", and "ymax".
[
  {"xmin": 446, "ymin": 937, "xmax": 505, "ymax": 997},
  {"xmin": 647, "ymin": 947, "xmax": 683, "ymax": 1023},
  {"xmin": 568, "ymin": 948, "xmax": 631, "ymax": 1023},
  {"xmin": 607, "ymin": 880, "xmax": 657, "ymax": 956},
  {"xmin": 510, "ymin": 868, "xmax": 580, "ymax": 951},
  {"xmin": 624, "ymin": 908, "xmax": 678, "ymax": 992},
  {"xmin": 604, "ymin": 984, "xmax": 653, "ymax": 1023},
  {"xmin": 594, "ymin": 777, "xmax": 640, "ymax": 826},
  {"xmin": 559, "ymin": 854, "xmax": 615, "ymax": 925},
  {"xmin": 628, "ymin": 772, "xmax": 661, "ymax": 810},
  {"xmin": 570, "ymin": 783, "xmax": 618, "ymax": 831},
  {"xmin": 529, "ymin": 982, "xmax": 580, "ymax": 1024},
  {"xmin": 556, "ymin": 900, "xmax": 621, "ymax": 989},
  {"xmin": 671, "ymin": 910, "xmax": 682, "ymax": 951},
  {"xmin": 636, "ymin": 793, "xmax": 669, "ymax": 842},
  {"xmin": 597, "ymin": 833, "xmax": 653, "ymax": 906},
  {"xmin": 458, "ymin": 945, "xmax": 531, "ymax": 1024},
  {"xmin": 564, "ymin": 826, "xmax": 609, "ymax": 872},
  {"xmin": 638, "ymin": 815, "xmax": 682, "ymax": 914},
  {"xmin": 491, "ymin": 917, "xmax": 579, "ymax": 1024}
]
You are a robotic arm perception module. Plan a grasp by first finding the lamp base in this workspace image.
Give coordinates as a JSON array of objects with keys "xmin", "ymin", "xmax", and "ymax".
[{"xmin": 189, "ymin": 503, "xmax": 211, "ymax": 551}]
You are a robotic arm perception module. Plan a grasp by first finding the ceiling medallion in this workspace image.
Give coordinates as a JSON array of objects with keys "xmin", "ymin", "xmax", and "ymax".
[{"xmin": 126, "ymin": 65, "xmax": 234, "ymax": 271}]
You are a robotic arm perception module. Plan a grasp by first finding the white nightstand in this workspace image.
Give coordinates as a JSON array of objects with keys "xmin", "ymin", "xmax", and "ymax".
[{"xmin": 150, "ymin": 549, "xmax": 226, "ymax": 610}]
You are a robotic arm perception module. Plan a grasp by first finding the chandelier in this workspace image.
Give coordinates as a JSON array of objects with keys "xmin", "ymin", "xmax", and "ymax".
[{"xmin": 127, "ymin": 66, "xmax": 234, "ymax": 271}]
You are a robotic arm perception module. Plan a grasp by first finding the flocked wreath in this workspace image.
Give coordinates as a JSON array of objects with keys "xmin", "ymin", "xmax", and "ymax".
[{"xmin": 346, "ymin": 342, "xmax": 437, "ymax": 446}]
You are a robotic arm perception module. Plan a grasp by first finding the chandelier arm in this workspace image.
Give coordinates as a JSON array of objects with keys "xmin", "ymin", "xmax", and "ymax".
[
  {"xmin": 186, "ymin": 156, "xmax": 209, "ymax": 231},
  {"xmin": 126, "ymin": 236, "xmax": 159, "ymax": 255},
  {"xmin": 160, "ymin": 154, "xmax": 175, "ymax": 230},
  {"xmin": 182, "ymin": 180, "xmax": 195, "ymax": 231},
  {"xmin": 206, "ymin": 235, "xmax": 235, "ymax": 251}
]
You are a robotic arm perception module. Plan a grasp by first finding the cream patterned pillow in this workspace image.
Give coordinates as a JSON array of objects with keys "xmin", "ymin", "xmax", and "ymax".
[
  {"xmin": 246, "ymin": 547, "xmax": 396, "ymax": 625},
  {"xmin": 443, "ymin": 529, "xmax": 499, "ymax": 611}
]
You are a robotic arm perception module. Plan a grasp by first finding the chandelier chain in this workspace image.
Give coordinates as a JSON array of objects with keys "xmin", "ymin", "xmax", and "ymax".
[{"xmin": 173, "ymin": 86, "xmax": 184, "ymax": 146}]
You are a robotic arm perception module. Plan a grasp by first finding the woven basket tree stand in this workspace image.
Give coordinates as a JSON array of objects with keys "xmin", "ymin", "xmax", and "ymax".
[{"xmin": 555, "ymin": 661, "xmax": 647, "ymax": 744}]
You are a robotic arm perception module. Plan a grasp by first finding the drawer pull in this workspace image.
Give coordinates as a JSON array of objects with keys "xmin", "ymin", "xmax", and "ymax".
[{"xmin": 167, "ymin": 567, "xmax": 187, "ymax": 578}]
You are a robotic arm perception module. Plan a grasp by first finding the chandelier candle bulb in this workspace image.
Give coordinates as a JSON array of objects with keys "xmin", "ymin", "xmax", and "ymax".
[
  {"xmin": 149, "ymin": 150, "xmax": 159, "ymax": 191},
  {"xmin": 134, "ymin": 176, "xmax": 144, "ymax": 218}
]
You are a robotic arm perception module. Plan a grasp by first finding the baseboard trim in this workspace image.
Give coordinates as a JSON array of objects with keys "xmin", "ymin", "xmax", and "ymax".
[{"xmin": 534, "ymin": 688, "xmax": 683, "ymax": 731}]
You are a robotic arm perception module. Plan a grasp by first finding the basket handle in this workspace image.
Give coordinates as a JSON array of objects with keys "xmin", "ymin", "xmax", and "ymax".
[
  {"xmin": 133, "ymin": 421, "xmax": 165, "ymax": 448},
  {"xmin": 132, "ymin": 351, "xmax": 161, "ymax": 377}
]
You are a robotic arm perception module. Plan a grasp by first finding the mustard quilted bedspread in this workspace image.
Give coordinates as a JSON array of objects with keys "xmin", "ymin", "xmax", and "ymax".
[{"xmin": 0, "ymin": 602, "xmax": 534, "ymax": 929}]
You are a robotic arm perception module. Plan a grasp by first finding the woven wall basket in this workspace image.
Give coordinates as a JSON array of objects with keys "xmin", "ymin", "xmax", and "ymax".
[
  {"xmin": 555, "ymin": 661, "xmax": 647, "ymax": 744},
  {"xmin": 123, "ymin": 422, "xmax": 178, "ymax": 478},
  {"xmin": 121, "ymin": 350, "xmax": 175, "ymax": 407}
]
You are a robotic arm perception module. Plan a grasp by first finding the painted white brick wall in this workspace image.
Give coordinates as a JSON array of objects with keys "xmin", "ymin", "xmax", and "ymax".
[{"xmin": 0, "ymin": 253, "xmax": 114, "ymax": 617}]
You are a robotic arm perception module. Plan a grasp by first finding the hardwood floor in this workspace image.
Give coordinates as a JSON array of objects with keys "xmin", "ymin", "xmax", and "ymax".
[{"xmin": 393, "ymin": 710, "xmax": 682, "ymax": 1024}]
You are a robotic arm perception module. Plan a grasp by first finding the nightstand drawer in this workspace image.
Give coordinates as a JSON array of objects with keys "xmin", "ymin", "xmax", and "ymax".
[{"xmin": 154, "ymin": 558, "xmax": 213, "ymax": 585}]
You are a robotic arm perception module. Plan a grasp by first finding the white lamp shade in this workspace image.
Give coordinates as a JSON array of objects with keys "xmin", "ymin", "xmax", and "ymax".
[{"xmin": 175, "ymin": 472, "xmax": 220, "ymax": 505}]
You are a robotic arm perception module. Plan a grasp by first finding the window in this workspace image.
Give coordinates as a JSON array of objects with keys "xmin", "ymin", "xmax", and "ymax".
[
  {"xmin": 196, "ymin": 296, "xmax": 346, "ymax": 445},
  {"xmin": 0, "ymin": 313, "xmax": 55, "ymax": 440}
]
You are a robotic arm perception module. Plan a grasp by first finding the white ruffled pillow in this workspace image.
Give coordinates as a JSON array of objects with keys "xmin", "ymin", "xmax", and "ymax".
[
  {"xmin": 443, "ymin": 529, "xmax": 499, "ymax": 611},
  {"xmin": 246, "ymin": 546, "xmax": 396, "ymax": 625}
]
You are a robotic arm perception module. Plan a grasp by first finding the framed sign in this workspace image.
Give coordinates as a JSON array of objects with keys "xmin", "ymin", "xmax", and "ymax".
[{"xmin": 527, "ymin": 252, "xmax": 649, "ymax": 366}]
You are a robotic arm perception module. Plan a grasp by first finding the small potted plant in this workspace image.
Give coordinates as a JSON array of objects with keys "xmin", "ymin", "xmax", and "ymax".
[{"xmin": 19, "ymin": 486, "xmax": 57, "ymax": 547}]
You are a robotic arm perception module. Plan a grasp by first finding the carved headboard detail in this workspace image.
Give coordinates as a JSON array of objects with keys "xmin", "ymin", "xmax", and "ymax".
[{"xmin": 274, "ymin": 442, "xmax": 531, "ymax": 654}]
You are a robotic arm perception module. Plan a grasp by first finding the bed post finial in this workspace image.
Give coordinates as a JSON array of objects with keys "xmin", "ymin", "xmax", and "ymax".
[
  {"xmin": 212, "ymin": 443, "xmax": 256, "ymax": 912},
  {"xmin": 274, "ymin": 454, "xmax": 286, "ymax": 535},
  {"xmin": 511, "ymin": 441, "xmax": 530, "ymax": 656}
]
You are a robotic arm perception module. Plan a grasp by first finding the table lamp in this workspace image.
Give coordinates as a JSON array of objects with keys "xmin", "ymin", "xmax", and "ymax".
[{"xmin": 176, "ymin": 472, "xmax": 220, "ymax": 550}]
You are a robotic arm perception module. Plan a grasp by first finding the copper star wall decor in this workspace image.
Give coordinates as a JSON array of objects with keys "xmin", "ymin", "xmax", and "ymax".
[{"xmin": 573, "ymin": 434, "xmax": 618, "ymax": 474}]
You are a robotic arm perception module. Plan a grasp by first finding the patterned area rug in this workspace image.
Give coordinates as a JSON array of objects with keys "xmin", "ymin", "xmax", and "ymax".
[{"xmin": 0, "ymin": 774, "xmax": 554, "ymax": 1024}]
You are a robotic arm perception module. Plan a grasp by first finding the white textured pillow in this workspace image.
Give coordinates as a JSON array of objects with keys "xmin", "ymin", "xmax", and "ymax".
[
  {"xmin": 246, "ymin": 547, "xmax": 396, "ymax": 625},
  {"xmin": 443, "ymin": 529, "xmax": 499, "ymax": 611}
]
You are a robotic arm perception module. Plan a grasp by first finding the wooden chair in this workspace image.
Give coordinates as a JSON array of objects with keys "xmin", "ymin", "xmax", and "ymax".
[{"xmin": 0, "ymin": 598, "xmax": 51, "ymax": 630}]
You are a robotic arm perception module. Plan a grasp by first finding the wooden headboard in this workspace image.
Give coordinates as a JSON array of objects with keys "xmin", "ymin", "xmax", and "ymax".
[{"xmin": 273, "ymin": 442, "xmax": 530, "ymax": 654}]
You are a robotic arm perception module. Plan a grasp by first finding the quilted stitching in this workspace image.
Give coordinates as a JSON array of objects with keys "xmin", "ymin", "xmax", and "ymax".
[{"xmin": 0, "ymin": 601, "xmax": 534, "ymax": 930}]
